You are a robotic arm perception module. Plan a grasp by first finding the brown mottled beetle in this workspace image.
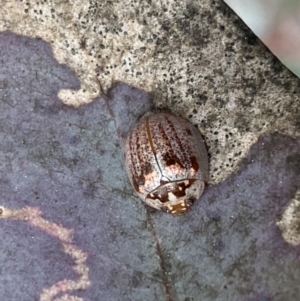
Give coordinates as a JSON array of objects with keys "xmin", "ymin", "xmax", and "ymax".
[{"xmin": 124, "ymin": 112, "xmax": 208, "ymax": 214}]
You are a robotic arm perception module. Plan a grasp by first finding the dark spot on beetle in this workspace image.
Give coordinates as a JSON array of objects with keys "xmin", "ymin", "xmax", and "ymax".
[
  {"xmin": 142, "ymin": 161, "xmax": 154, "ymax": 176},
  {"xmin": 190, "ymin": 156, "xmax": 199, "ymax": 172},
  {"xmin": 148, "ymin": 190, "xmax": 170, "ymax": 203},
  {"xmin": 163, "ymin": 153, "xmax": 177, "ymax": 167},
  {"xmin": 172, "ymin": 183, "xmax": 187, "ymax": 198},
  {"xmin": 172, "ymin": 179, "xmax": 198, "ymax": 198},
  {"xmin": 159, "ymin": 193, "xmax": 170, "ymax": 203},
  {"xmin": 186, "ymin": 128, "xmax": 192, "ymax": 136}
]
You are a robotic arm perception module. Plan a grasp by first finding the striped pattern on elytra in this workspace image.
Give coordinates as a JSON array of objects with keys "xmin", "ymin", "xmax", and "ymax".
[{"xmin": 125, "ymin": 112, "xmax": 208, "ymax": 214}]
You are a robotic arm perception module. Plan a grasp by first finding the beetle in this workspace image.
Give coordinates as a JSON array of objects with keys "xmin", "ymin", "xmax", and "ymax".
[{"xmin": 124, "ymin": 112, "xmax": 208, "ymax": 214}]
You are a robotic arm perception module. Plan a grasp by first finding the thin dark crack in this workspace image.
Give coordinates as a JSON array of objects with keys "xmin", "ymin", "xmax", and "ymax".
[
  {"xmin": 97, "ymin": 79, "xmax": 124, "ymax": 146},
  {"xmin": 146, "ymin": 209, "xmax": 174, "ymax": 301}
]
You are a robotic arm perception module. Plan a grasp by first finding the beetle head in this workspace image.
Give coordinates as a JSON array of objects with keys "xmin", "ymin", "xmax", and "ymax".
[
  {"xmin": 145, "ymin": 179, "xmax": 205, "ymax": 214},
  {"xmin": 165, "ymin": 199, "xmax": 194, "ymax": 214}
]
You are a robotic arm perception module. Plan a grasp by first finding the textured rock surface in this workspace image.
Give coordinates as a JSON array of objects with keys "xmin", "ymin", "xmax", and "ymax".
[
  {"xmin": 0, "ymin": 31, "xmax": 300, "ymax": 301},
  {"xmin": 1, "ymin": 0, "xmax": 299, "ymax": 185},
  {"xmin": 1, "ymin": 0, "xmax": 300, "ymax": 300}
]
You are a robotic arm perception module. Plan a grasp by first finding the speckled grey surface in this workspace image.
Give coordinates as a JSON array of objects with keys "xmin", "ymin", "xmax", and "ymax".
[
  {"xmin": 0, "ymin": 31, "xmax": 300, "ymax": 301},
  {"xmin": 1, "ymin": 0, "xmax": 299, "ymax": 186}
]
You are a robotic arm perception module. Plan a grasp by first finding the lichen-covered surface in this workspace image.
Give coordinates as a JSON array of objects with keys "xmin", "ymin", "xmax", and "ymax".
[
  {"xmin": 0, "ymin": 0, "xmax": 300, "ymax": 300},
  {"xmin": 1, "ymin": 0, "xmax": 299, "ymax": 185}
]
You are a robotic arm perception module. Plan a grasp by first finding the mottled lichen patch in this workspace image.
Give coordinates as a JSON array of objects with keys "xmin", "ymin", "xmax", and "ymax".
[{"xmin": 1, "ymin": 0, "xmax": 299, "ymax": 184}]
